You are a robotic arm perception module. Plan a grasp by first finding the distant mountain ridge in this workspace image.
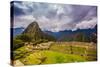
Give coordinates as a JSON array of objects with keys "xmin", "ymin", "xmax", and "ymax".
[
  {"xmin": 45, "ymin": 25, "xmax": 97, "ymax": 43},
  {"xmin": 13, "ymin": 22, "xmax": 97, "ymax": 43},
  {"xmin": 13, "ymin": 27, "xmax": 24, "ymax": 36}
]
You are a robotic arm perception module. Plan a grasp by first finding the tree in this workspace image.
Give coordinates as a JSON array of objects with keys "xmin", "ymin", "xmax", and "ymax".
[
  {"xmin": 15, "ymin": 34, "xmax": 32, "ymax": 42},
  {"xmin": 13, "ymin": 39, "xmax": 24, "ymax": 50},
  {"xmin": 74, "ymin": 32, "xmax": 86, "ymax": 42}
]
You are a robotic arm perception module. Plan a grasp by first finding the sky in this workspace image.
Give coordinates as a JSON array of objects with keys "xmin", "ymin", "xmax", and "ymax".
[{"xmin": 11, "ymin": 1, "xmax": 97, "ymax": 32}]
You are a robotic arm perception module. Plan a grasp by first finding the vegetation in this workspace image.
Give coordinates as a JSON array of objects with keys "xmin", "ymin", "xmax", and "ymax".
[
  {"xmin": 58, "ymin": 31, "xmax": 97, "ymax": 43},
  {"xmin": 20, "ymin": 50, "xmax": 86, "ymax": 65},
  {"xmin": 13, "ymin": 39, "xmax": 24, "ymax": 50},
  {"xmin": 15, "ymin": 34, "xmax": 32, "ymax": 42},
  {"xmin": 13, "ymin": 42, "xmax": 97, "ymax": 65},
  {"xmin": 50, "ymin": 42, "xmax": 97, "ymax": 61},
  {"xmin": 13, "ymin": 46, "xmax": 29, "ymax": 60}
]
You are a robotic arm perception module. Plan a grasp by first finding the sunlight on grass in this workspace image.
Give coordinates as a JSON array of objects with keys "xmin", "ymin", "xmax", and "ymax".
[{"xmin": 20, "ymin": 50, "xmax": 86, "ymax": 65}]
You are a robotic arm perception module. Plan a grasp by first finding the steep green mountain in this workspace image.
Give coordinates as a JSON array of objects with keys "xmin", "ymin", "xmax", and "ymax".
[
  {"xmin": 23, "ymin": 21, "xmax": 42, "ymax": 40},
  {"xmin": 22, "ymin": 21, "xmax": 55, "ymax": 42}
]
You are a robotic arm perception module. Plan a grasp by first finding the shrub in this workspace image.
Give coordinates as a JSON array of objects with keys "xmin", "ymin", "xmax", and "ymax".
[
  {"xmin": 15, "ymin": 34, "xmax": 32, "ymax": 42},
  {"xmin": 13, "ymin": 39, "xmax": 24, "ymax": 50}
]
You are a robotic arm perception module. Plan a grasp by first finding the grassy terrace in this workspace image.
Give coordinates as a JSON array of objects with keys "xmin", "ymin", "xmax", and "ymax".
[
  {"xmin": 20, "ymin": 50, "xmax": 86, "ymax": 65},
  {"xmin": 13, "ymin": 42, "xmax": 97, "ymax": 65}
]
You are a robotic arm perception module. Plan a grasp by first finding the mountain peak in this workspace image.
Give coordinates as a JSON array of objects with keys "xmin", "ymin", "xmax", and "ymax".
[
  {"xmin": 30, "ymin": 21, "xmax": 39, "ymax": 26},
  {"xmin": 23, "ymin": 21, "xmax": 42, "ymax": 39},
  {"xmin": 26, "ymin": 21, "xmax": 39, "ymax": 29}
]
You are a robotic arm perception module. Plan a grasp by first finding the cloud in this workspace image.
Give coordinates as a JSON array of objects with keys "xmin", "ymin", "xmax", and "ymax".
[
  {"xmin": 75, "ymin": 17, "xmax": 97, "ymax": 30},
  {"xmin": 12, "ymin": 1, "xmax": 97, "ymax": 32},
  {"xmin": 14, "ymin": 15, "xmax": 35, "ymax": 28}
]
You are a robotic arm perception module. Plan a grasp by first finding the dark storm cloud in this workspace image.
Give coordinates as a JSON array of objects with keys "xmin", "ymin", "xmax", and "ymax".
[
  {"xmin": 65, "ymin": 5, "xmax": 97, "ymax": 23},
  {"xmin": 11, "ymin": 1, "xmax": 25, "ymax": 16},
  {"xmin": 12, "ymin": 1, "xmax": 97, "ymax": 32}
]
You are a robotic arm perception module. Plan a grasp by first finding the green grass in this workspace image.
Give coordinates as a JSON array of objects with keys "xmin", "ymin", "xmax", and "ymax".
[
  {"xmin": 13, "ymin": 42, "xmax": 97, "ymax": 65},
  {"xmin": 41, "ymin": 51, "xmax": 86, "ymax": 64},
  {"xmin": 20, "ymin": 50, "xmax": 86, "ymax": 65},
  {"xmin": 13, "ymin": 46, "xmax": 31, "ymax": 60},
  {"xmin": 50, "ymin": 43, "xmax": 71, "ymax": 53},
  {"xmin": 50, "ymin": 43, "xmax": 86, "ymax": 54},
  {"xmin": 72, "ymin": 46, "xmax": 86, "ymax": 55},
  {"xmin": 50, "ymin": 42, "xmax": 97, "ymax": 61}
]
